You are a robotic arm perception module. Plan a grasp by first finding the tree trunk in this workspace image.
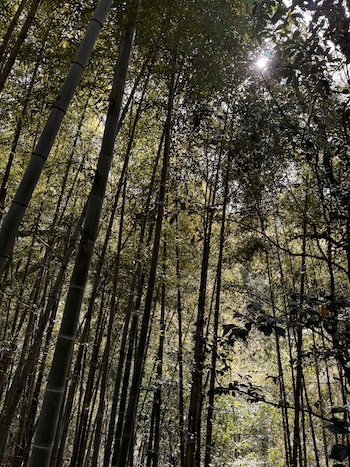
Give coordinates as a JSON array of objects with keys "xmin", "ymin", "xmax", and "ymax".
[
  {"xmin": 292, "ymin": 188, "xmax": 308, "ymax": 467},
  {"xmin": 28, "ymin": 3, "xmax": 139, "ymax": 464},
  {"xmin": 0, "ymin": 209, "xmax": 84, "ymax": 461},
  {"xmin": 185, "ymin": 157, "xmax": 219, "ymax": 467},
  {"xmin": 111, "ymin": 311, "xmax": 138, "ymax": 466},
  {"xmin": 104, "ymin": 125, "xmax": 164, "ymax": 467},
  {"xmin": 0, "ymin": 30, "xmax": 46, "ymax": 220},
  {"xmin": 0, "ymin": 0, "xmax": 42, "ymax": 93},
  {"xmin": 115, "ymin": 52, "xmax": 176, "ymax": 467},
  {"xmin": 204, "ymin": 152, "xmax": 230, "ymax": 467},
  {"xmin": 175, "ymin": 214, "xmax": 185, "ymax": 467},
  {"xmin": 70, "ymin": 293, "xmax": 107, "ymax": 467},
  {"xmin": 91, "ymin": 178, "xmax": 127, "ymax": 467},
  {"xmin": 0, "ymin": 0, "xmax": 114, "ymax": 276},
  {"xmin": 146, "ymin": 240, "xmax": 166, "ymax": 467},
  {"xmin": 0, "ymin": 0, "xmax": 29, "ymax": 65}
]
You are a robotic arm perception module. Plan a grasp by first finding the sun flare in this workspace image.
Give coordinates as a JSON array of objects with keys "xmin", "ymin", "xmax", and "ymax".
[{"xmin": 256, "ymin": 56, "xmax": 268, "ymax": 69}]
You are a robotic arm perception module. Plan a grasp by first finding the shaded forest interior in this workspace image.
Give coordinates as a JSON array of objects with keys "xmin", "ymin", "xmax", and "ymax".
[{"xmin": 1, "ymin": 0, "xmax": 350, "ymax": 466}]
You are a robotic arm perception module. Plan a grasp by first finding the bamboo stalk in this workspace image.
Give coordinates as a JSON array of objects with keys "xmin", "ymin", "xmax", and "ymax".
[
  {"xmin": 0, "ymin": 0, "xmax": 114, "ymax": 276},
  {"xmin": 28, "ymin": 2, "xmax": 139, "ymax": 465}
]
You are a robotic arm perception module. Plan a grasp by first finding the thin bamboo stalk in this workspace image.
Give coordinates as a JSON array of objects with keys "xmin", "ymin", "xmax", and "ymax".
[
  {"xmin": 204, "ymin": 152, "xmax": 230, "ymax": 467},
  {"xmin": 0, "ymin": 208, "xmax": 85, "ymax": 460},
  {"xmin": 292, "ymin": 187, "xmax": 308, "ymax": 467},
  {"xmin": 115, "ymin": 52, "xmax": 176, "ymax": 467},
  {"xmin": 0, "ymin": 0, "xmax": 29, "ymax": 65},
  {"xmin": 27, "ymin": 3, "xmax": 139, "ymax": 461},
  {"xmin": 0, "ymin": 0, "xmax": 42, "ymax": 92},
  {"xmin": 175, "ymin": 213, "xmax": 185, "ymax": 467},
  {"xmin": 104, "ymin": 127, "xmax": 164, "ymax": 467},
  {"xmin": 91, "ymin": 179, "xmax": 127, "ymax": 467},
  {"xmin": 0, "ymin": 0, "xmax": 114, "ymax": 276},
  {"xmin": 185, "ymin": 145, "xmax": 220, "ymax": 467},
  {"xmin": 146, "ymin": 239, "xmax": 166, "ymax": 467}
]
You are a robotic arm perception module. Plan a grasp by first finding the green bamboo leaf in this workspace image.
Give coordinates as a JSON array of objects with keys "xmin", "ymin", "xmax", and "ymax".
[
  {"xmin": 326, "ymin": 424, "xmax": 350, "ymax": 435},
  {"xmin": 271, "ymin": 7, "xmax": 285, "ymax": 24}
]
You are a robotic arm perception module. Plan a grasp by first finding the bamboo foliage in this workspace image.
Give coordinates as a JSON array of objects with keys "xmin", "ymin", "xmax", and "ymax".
[{"xmin": 1, "ymin": 1, "xmax": 350, "ymax": 466}]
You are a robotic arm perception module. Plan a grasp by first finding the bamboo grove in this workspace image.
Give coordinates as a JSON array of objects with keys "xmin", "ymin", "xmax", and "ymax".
[{"xmin": 1, "ymin": 0, "xmax": 350, "ymax": 466}]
